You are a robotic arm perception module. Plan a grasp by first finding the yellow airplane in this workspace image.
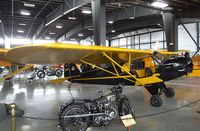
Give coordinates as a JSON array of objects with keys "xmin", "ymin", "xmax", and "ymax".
[
  {"xmin": 3, "ymin": 43, "xmax": 193, "ymax": 107},
  {"xmin": 188, "ymin": 54, "xmax": 200, "ymax": 77}
]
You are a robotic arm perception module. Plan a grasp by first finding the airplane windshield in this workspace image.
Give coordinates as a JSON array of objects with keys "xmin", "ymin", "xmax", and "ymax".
[{"xmin": 152, "ymin": 51, "xmax": 168, "ymax": 64}]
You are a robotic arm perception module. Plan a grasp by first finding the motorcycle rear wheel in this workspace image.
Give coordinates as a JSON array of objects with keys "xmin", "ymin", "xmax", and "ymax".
[
  {"xmin": 55, "ymin": 69, "xmax": 63, "ymax": 77},
  {"xmin": 59, "ymin": 104, "xmax": 89, "ymax": 131}
]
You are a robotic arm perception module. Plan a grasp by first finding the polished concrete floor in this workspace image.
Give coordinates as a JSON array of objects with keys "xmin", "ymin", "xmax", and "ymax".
[{"xmin": 0, "ymin": 77, "xmax": 200, "ymax": 131}]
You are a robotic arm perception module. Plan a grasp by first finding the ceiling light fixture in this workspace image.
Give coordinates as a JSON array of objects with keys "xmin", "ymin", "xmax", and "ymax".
[
  {"xmin": 21, "ymin": 10, "xmax": 30, "ymax": 16},
  {"xmin": 68, "ymin": 17, "xmax": 76, "ymax": 20},
  {"xmin": 0, "ymin": 20, "xmax": 1, "ymax": 23},
  {"xmin": 88, "ymin": 28, "xmax": 93, "ymax": 31},
  {"xmin": 49, "ymin": 32, "xmax": 55, "ymax": 35},
  {"xmin": 82, "ymin": 10, "xmax": 92, "ymax": 14},
  {"xmin": 108, "ymin": 21, "xmax": 114, "ymax": 24},
  {"xmin": 17, "ymin": 36, "xmax": 23, "ymax": 38},
  {"xmin": 129, "ymin": 17, "xmax": 135, "ymax": 19},
  {"xmin": 24, "ymin": 3, "xmax": 35, "ymax": 8},
  {"xmin": 56, "ymin": 25, "xmax": 63, "ymax": 29},
  {"xmin": 70, "ymin": 38, "xmax": 76, "ymax": 41},
  {"xmin": 111, "ymin": 30, "xmax": 116, "ymax": 33},
  {"xmin": 45, "ymin": 37, "xmax": 51, "ymax": 40},
  {"xmin": 17, "ymin": 30, "xmax": 24, "ymax": 33},
  {"xmin": 151, "ymin": 1, "xmax": 168, "ymax": 8},
  {"xmin": 78, "ymin": 33, "xmax": 83, "ymax": 37},
  {"xmin": 19, "ymin": 23, "xmax": 26, "ymax": 26}
]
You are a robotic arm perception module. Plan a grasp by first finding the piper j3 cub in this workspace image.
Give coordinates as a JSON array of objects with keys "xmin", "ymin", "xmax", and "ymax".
[{"xmin": 6, "ymin": 43, "xmax": 193, "ymax": 107}]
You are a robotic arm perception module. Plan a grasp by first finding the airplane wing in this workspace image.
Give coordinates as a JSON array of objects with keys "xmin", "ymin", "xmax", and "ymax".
[
  {"xmin": 0, "ymin": 48, "xmax": 12, "ymax": 66},
  {"xmin": 0, "ymin": 48, "xmax": 9, "ymax": 61},
  {"xmin": 6, "ymin": 43, "xmax": 179, "ymax": 64},
  {"xmin": 0, "ymin": 48, "xmax": 23, "ymax": 66}
]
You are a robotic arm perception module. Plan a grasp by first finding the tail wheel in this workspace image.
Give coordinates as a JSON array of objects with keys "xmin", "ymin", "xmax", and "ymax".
[
  {"xmin": 150, "ymin": 95, "xmax": 162, "ymax": 107},
  {"xmin": 164, "ymin": 87, "xmax": 175, "ymax": 98},
  {"xmin": 37, "ymin": 70, "xmax": 45, "ymax": 78},
  {"xmin": 118, "ymin": 98, "xmax": 135, "ymax": 119},
  {"xmin": 59, "ymin": 105, "xmax": 89, "ymax": 131},
  {"xmin": 55, "ymin": 69, "xmax": 63, "ymax": 77}
]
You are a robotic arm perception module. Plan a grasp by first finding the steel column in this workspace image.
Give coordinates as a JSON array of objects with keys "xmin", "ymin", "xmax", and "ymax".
[
  {"xmin": 91, "ymin": 0, "xmax": 106, "ymax": 46},
  {"xmin": 197, "ymin": 22, "xmax": 200, "ymax": 52},
  {"xmin": 162, "ymin": 12, "xmax": 178, "ymax": 51}
]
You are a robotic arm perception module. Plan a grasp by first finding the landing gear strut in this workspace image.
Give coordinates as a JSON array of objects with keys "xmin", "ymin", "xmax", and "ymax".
[{"xmin": 145, "ymin": 83, "xmax": 175, "ymax": 107}]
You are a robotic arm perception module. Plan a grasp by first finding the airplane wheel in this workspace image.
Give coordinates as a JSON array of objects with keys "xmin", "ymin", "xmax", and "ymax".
[
  {"xmin": 150, "ymin": 95, "xmax": 162, "ymax": 107},
  {"xmin": 37, "ymin": 70, "xmax": 45, "ymax": 78},
  {"xmin": 164, "ymin": 87, "xmax": 175, "ymax": 98},
  {"xmin": 55, "ymin": 69, "xmax": 63, "ymax": 77}
]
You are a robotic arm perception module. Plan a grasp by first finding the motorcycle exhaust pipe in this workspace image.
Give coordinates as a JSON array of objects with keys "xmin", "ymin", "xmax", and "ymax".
[{"xmin": 62, "ymin": 113, "xmax": 108, "ymax": 118}]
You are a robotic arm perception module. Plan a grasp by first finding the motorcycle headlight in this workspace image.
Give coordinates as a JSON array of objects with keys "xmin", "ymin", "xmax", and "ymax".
[{"xmin": 115, "ymin": 85, "xmax": 123, "ymax": 94}]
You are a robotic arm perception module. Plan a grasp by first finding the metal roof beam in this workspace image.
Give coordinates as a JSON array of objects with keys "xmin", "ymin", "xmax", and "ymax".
[
  {"xmin": 32, "ymin": 0, "xmax": 90, "ymax": 39},
  {"xmin": 57, "ymin": 5, "xmax": 154, "ymax": 41},
  {"xmin": 46, "ymin": 0, "xmax": 90, "ymax": 26}
]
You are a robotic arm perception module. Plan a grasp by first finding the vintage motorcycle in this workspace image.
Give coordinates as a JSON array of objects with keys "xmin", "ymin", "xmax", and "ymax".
[
  {"xmin": 58, "ymin": 84, "xmax": 135, "ymax": 131},
  {"xmin": 36, "ymin": 66, "xmax": 63, "ymax": 78}
]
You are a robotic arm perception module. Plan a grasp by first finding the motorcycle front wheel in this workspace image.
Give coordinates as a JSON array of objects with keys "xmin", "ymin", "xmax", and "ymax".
[
  {"xmin": 118, "ymin": 97, "xmax": 135, "ymax": 119},
  {"xmin": 59, "ymin": 104, "xmax": 89, "ymax": 131}
]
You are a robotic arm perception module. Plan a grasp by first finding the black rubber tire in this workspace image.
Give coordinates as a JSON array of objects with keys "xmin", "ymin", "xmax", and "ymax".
[
  {"xmin": 164, "ymin": 87, "xmax": 175, "ymax": 98},
  {"xmin": 55, "ymin": 69, "xmax": 63, "ymax": 77},
  {"xmin": 37, "ymin": 70, "xmax": 45, "ymax": 78},
  {"xmin": 0, "ymin": 68, "xmax": 3, "ymax": 74},
  {"xmin": 59, "ymin": 104, "xmax": 89, "ymax": 131},
  {"xmin": 118, "ymin": 97, "xmax": 135, "ymax": 119},
  {"xmin": 150, "ymin": 95, "xmax": 163, "ymax": 107}
]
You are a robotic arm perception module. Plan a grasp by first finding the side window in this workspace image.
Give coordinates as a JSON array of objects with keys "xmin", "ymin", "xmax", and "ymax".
[{"xmin": 131, "ymin": 61, "xmax": 145, "ymax": 70}]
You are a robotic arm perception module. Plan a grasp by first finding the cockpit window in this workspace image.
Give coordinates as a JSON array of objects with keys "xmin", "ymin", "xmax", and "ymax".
[
  {"xmin": 152, "ymin": 51, "xmax": 168, "ymax": 64},
  {"xmin": 131, "ymin": 61, "xmax": 145, "ymax": 70}
]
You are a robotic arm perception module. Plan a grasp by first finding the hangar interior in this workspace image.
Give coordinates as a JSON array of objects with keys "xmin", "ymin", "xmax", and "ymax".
[{"xmin": 0, "ymin": 0, "xmax": 200, "ymax": 131}]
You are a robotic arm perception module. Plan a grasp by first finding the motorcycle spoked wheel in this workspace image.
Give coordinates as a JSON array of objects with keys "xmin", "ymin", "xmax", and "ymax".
[
  {"xmin": 118, "ymin": 98, "xmax": 135, "ymax": 119},
  {"xmin": 59, "ymin": 105, "xmax": 89, "ymax": 131},
  {"xmin": 36, "ymin": 70, "xmax": 45, "ymax": 78},
  {"xmin": 55, "ymin": 69, "xmax": 63, "ymax": 77}
]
